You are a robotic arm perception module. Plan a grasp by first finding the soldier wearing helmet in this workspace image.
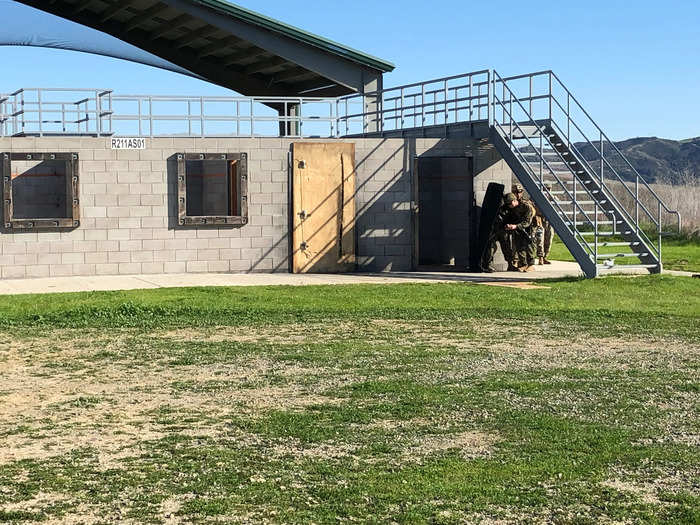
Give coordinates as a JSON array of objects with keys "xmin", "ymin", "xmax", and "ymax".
[
  {"xmin": 509, "ymin": 183, "xmax": 537, "ymax": 271},
  {"xmin": 481, "ymin": 192, "xmax": 535, "ymax": 272}
]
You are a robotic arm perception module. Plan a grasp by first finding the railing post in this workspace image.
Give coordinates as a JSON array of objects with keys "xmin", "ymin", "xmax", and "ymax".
[
  {"xmin": 38, "ymin": 89, "xmax": 43, "ymax": 137},
  {"xmin": 566, "ymin": 93, "xmax": 570, "ymax": 145},
  {"xmin": 443, "ymin": 80, "xmax": 449, "ymax": 125},
  {"xmin": 96, "ymin": 90, "xmax": 102, "ymax": 137},
  {"xmin": 187, "ymin": 100, "xmax": 192, "ymax": 136},
  {"xmin": 573, "ymin": 173, "xmax": 577, "ymax": 230},
  {"xmin": 149, "ymin": 96, "xmax": 155, "ymax": 137},
  {"xmin": 199, "ymin": 97, "xmax": 204, "ymax": 138},
  {"xmin": 468, "ymin": 75, "xmax": 472, "ymax": 120},
  {"xmin": 658, "ymin": 201, "xmax": 662, "ymax": 267},
  {"xmin": 508, "ymin": 91, "xmax": 513, "ymax": 143},
  {"xmin": 487, "ymin": 70, "xmax": 492, "ymax": 126},
  {"xmin": 635, "ymin": 177, "xmax": 639, "ymax": 234},
  {"xmin": 529, "ymin": 74, "xmax": 533, "ymax": 116},
  {"xmin": 548, "ymin": 72, "xmax": 553, "ymax": 121},
  {"xmin": 539, "ymin": 133, "xmax": 543, "ymax": 183},
  {"xmin": 594, "ymin": 201, "xmax": 599, "ymax": 265},
  {"xmin": 599, "ymin": 133, "xmax": 604, "ymax": 184}
]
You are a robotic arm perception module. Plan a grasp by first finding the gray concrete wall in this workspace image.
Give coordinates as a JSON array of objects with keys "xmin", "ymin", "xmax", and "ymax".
[{"xmin": 0, "ymin": 136, "xmax": 512, "ymax": 279}]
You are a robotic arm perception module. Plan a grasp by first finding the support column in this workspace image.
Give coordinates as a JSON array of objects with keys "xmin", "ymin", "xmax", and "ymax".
[
  {"xmin": 278, "ymin": 103, "xmax": 300, "ymax": 137},
  {"xmin": 362, "ymin": 71, "xmax": 383, "ymax": 135}
]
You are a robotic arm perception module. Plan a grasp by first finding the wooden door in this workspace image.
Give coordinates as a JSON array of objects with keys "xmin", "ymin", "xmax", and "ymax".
[{"xmin": 292, "ymin": 143, "xmax": 356, "ymax": 273}]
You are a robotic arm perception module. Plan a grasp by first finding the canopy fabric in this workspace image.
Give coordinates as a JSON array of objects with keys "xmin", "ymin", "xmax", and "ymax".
[
  {"xmin": 0, "ymin": 1, "xmax": 201, "ymax": 80},
  {"xmin": 9, "ymin": 0, "xmax": 392, "ymax": 97}
]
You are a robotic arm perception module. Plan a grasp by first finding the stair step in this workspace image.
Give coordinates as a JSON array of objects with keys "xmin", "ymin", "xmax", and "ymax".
[
  {"xmin": 587, "ymin": 242, "xmax": 641, "ymax": 247},
  {"xmin": 499, "ymin": 125, "xmax": 545, "ymax": 139},
  {"xmin": 573, "ymin": 220, "xmax": 621, "ymax": 225},
  {"xmin": 597, "ymin": 264, "xmax": 659, "ymax": 270},
  {"xmin": 546, "ymin": 189, "xmax": 601, "ymax": 195},
  {"xmin": 579, "ymin": 231, "xmax": 633, "ymax": 236},
  {"xmin": 554, "ymin": 200, "xmax": 602, "ymax": 205},
  {"xmin": 532, "ymin": 176, "xmax": 594, "ymax": 184},
  {"xmin": 561, "ymin": 209, "xmax": 611, "ymax": 215},
  {"xmin": 595, "ymin": 253, "xmax": 649, "ymax": 259}
]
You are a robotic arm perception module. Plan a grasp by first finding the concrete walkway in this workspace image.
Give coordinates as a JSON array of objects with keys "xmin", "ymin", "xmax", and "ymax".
[
  {"xmin": 0, "ymin": 261, "xmax": 583, "ymax": 295},
  {"xmin": 0, "ymin": 261, "xmax": 690, "ymax": 296}
]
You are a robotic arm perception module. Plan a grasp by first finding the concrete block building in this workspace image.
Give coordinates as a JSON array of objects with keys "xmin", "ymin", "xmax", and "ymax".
[{"xmin": 1, "ymin": 1, "xmax": 678, "ymax": 278}]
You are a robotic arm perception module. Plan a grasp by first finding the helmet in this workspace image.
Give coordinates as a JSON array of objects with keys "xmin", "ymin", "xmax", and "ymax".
[
  {"xmin": 504, "ymin": 192, "xmax": 517, "ymax": 205},
  {"xmin": 512, "ymin": 183, "xmax": 524, "ymax": 194}
]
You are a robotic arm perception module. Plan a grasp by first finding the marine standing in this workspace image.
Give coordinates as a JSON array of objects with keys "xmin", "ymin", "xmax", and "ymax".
[{"xmin": 510, "ymin": 184, "xmax": 537, "ymax": 271}]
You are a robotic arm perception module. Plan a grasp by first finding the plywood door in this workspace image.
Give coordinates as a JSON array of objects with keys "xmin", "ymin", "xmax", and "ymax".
[{"xmin": 292, "ymin": 143, "xmax": 356, "ymax": 273}]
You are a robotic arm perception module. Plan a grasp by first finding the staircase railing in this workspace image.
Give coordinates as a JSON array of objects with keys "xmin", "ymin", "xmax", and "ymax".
[
  {"xmin": 492, "ymin": 71, "xmax": 681, "ymax": 248},
  {"xmin": 490, "ymin": 71, "xmax": 602, "ymax": 263}
]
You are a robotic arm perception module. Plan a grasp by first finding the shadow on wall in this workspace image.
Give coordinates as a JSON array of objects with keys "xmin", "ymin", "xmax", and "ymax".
[{"xmin": 163, "ymin": 139, "xmax": 503, "ymax": 274}]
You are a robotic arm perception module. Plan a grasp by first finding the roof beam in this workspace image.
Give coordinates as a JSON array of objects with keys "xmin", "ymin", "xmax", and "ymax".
[
  {"xmin": 123, "ymin": 3, "xmax": 169, "ymax": 33},
  {"xmin": 165, "ymin": 0, "xmax": 376, "ymax": 93},
  {"xmin": 243, "ymin": 56, "xmax": 288, "ymax": 76},
  {"xmin": 222, "ymin": 48, "xmax": 267, "ymax": 67},
  {"xmin": 197, "ymin": 37, "xmax": 244, "ymax": 57},
  {"xmin": 69, "ymin": 0, "xmax": 93, "ymax": 16},
  {"xmin": 99, "ymin": 0, "xmax": 137, "ymax": 23},
  {"xmin": 273, "ymin": 67, "xmax": 316, "ymax": 84},
  {"xmin": 149, "ymin": 13, "xmax": 191, "ymax": 39},
  {"xmin": 176, "ymin": 24, "xmax": 220, "ymax": 49}
]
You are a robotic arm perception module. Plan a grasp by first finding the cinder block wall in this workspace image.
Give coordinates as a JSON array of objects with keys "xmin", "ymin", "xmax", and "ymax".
[{"xmin": 0, "ymin": 136, "xmax": 511, "ymax": 279}]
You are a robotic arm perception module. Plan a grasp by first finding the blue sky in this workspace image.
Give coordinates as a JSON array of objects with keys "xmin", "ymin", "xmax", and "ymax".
[{"xmin": 0, "ymin": 0, "xmax": 698, "ymax": 140}]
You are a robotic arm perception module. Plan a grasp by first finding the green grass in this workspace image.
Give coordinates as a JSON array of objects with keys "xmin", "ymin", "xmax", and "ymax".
[
  {"xmin": 549, "ymin": 235, "xmax": 700, "ymax": 272},
  {"xmin": 0, "ymin": 277, "xmax": 698, "ymax": 523}
]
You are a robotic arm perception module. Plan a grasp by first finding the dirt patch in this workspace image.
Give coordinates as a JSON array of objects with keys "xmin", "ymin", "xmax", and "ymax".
[
  {"xmin": 600, "ymin": 479, "xmax": 661, "ymax": 504},
  {"xmin": 405, "ymin": 431, "xmax": 498, "ymax": 460}
]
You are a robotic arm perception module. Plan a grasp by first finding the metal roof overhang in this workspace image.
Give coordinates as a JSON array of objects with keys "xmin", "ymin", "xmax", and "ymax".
[{"xmin": 13, "ymin": 0, "xmax": 395, "ymax": 98}]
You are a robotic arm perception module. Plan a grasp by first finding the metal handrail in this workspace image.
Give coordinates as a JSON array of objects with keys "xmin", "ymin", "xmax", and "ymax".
[
  {"xmin": 492, "ymin": 72, "xmax": 602, "ymax": 260},
  {"xmin": 548, "ymin": 71, "xmax": 681, "ymax": 232}
]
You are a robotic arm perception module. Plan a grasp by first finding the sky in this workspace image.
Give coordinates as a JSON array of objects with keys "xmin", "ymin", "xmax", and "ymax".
[{"xmin": 0, "ymin": 0, "xmax": 698, "ymax": 140}]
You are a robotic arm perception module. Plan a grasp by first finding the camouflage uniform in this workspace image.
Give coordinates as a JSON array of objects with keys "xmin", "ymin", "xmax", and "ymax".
[
  {"xmin": 481, "ymin": 200, "xmax": 516, "ymax": 271},
  {"xmin": 534, "ymin": 205, "xmax": 554, "ymax": 262},
  {"xmin": 505, "ymin": 199, "xmax": 536, "ymax": 268},
  {"xmin": 511, "ymin": 184, "xmax": 537, "ymax": 268}
]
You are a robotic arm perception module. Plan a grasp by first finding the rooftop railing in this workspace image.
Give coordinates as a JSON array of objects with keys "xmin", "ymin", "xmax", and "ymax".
[
  {"xmin": 0, "ymin": 71, "xmax": 491, "ymax": 138},
  {"xmin": 0, "ymin": 88, "xmax": 369, "ymax": 138}
]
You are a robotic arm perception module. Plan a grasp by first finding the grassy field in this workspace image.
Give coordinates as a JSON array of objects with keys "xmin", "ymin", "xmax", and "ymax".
[
  {"xmin": 0, "ymin": 277, "xmax": 698, "ymax": 523},
  {"xmin": 549, "ymin": 235, "xmax": 700, "ymax": 273}
]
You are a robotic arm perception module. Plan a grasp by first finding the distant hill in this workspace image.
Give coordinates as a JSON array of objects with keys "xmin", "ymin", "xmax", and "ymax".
[{"xmin": 574, "ymin": 136, "xmax": 700, "ymax": 185}]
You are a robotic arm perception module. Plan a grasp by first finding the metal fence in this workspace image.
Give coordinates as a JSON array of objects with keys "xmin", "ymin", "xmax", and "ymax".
[
  {"xmin": 0, "ymin": 88, "xmax": 369, "ymax": 138},
  {"xmin": 0, "ymin": 71, "xmax": 494, "ymax": 138}
]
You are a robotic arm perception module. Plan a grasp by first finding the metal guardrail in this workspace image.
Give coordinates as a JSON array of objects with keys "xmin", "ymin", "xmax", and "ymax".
[
  {"xmin": 0, "ymin": 71, "xmax": 681, "ymax": 246},
  {"xmin": 0, "ymin": 88, "xmax": 112, "ymax": 137},
  {"xmin": 488, "ymin": 70, "xmax": 681, "ymax": 238},
  {"xmin": 0, "ymin": 88, "xmax": 366, "ymax": 138},
  {"xmin": 336, "ymin": 70, "xmax": 491, "ymax": 134}
]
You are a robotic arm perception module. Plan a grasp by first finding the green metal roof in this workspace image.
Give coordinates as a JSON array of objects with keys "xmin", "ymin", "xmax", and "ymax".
[{"xmin": 190, "ymin": 0, "xmax": 395, "ymax": 72}]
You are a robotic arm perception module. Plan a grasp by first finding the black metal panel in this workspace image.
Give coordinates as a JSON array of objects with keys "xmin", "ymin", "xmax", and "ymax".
[
  {"xmin": 2, "ymin": 152, "xmax": 80, "ymax": 230},
  {"xmin": 177, "ymin": 152, "xmax": 248, "ymax": 227}
]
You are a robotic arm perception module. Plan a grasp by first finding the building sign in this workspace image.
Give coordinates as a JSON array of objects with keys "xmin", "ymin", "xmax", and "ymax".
[{"xmin": 111, "ymin": 138, "xmax": 147, "ymax": 150}]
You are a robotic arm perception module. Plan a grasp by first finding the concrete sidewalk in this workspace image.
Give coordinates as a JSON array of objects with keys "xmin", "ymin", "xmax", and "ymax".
[
  {"xmin": 0, "ymin": 261, "xmax": 687, "ymax": 296},
  {"xmin": 0, "ymin": 261, "xmax": 583, "ymax": 295}
]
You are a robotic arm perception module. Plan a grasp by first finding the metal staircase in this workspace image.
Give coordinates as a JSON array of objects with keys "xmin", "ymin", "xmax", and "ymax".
[
  {"xmin": 337, "ymin": 68, "xmax": 681, "ymax": 277},
  {"xmin": 487, "ymin": 71, "xmax": 681, "ymax": 278}
]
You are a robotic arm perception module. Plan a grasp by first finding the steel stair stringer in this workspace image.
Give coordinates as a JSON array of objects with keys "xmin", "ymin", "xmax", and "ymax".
[
  {"xmin": 543, "ymin": 125, "xmax": 661, "ymax": 272},
  {"xmin": 489, "ymin": 125, "xmax": 599, "ymax": 278}
]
